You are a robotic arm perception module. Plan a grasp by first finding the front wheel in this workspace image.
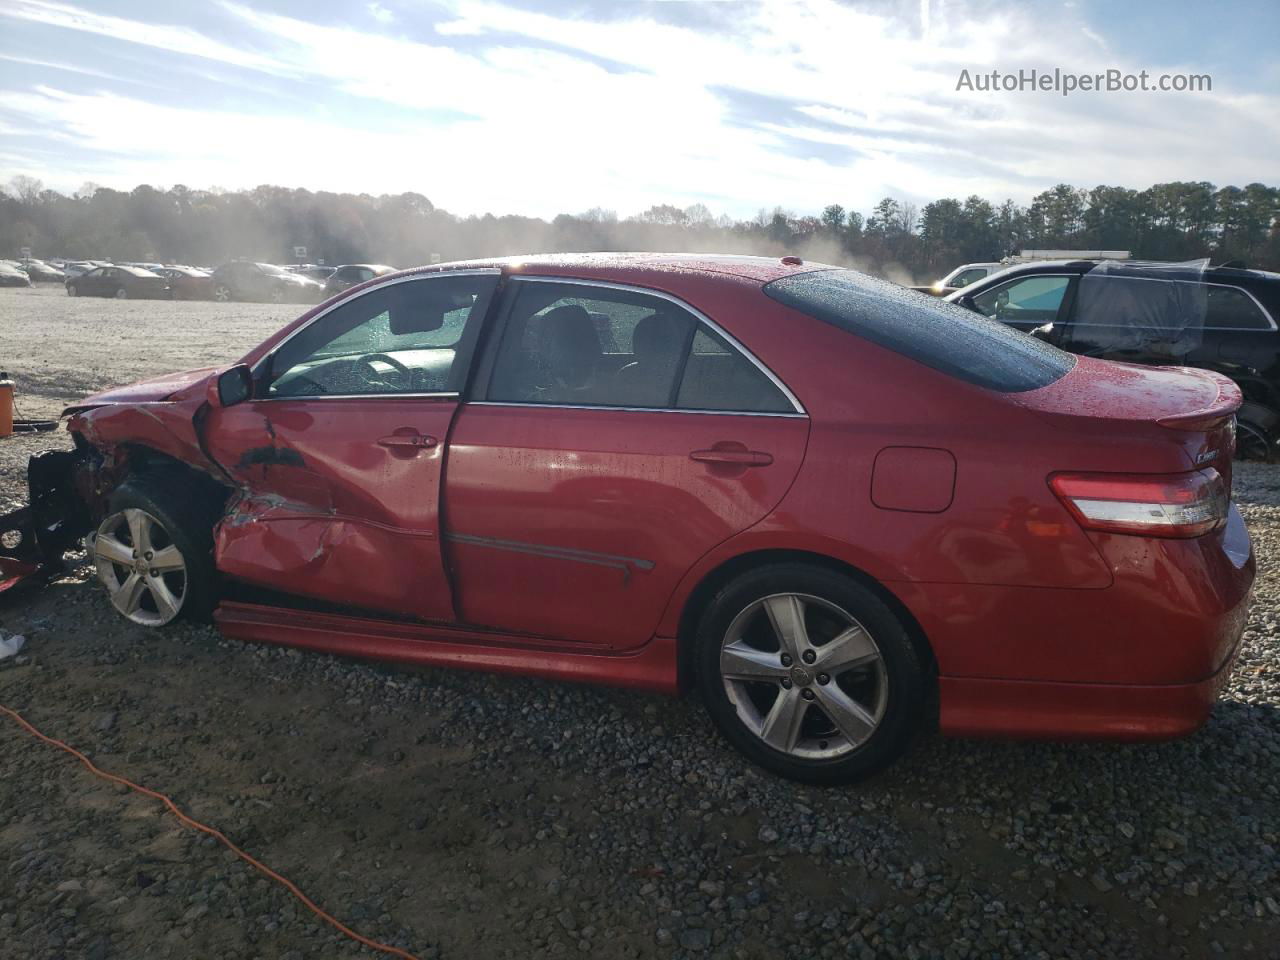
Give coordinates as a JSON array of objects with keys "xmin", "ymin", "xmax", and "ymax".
[
  {"xmin": 90, "ymin": 477, "xmax": 218, "ymax": 626},
  {"xmin": 695, "ymin": 564, "xmax": 929, "ymax": 784},
  {"xmin": 114, "ymin": 287, "xmax": 128, "ymax": 300},
  {"xmin": 213, "ymin": 284, "xmax": 233, "ymax": 302},
  {"xmin": 66, "ymin": 284, "xmax": 78, "ymax": 297}
]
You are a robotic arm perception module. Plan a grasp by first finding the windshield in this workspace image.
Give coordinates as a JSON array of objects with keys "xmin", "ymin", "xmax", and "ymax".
[{"xmin": 763, "ymin": 268, "xmax": 1076, "ymax": 393}]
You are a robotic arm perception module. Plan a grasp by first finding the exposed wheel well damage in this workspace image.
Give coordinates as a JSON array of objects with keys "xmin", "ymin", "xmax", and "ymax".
[
  {"xmin": 674, "ymin": 549, "xmax": 938, "ymax": 713},
  {"xmin": 3, "ymin": 438, "xmax": 231, "ymax": 572}
]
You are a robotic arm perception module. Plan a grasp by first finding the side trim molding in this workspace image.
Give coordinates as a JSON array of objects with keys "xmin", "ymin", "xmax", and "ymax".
[{"xmin": 445, "ymin": 532, "xmax": 654, "ymax": 583}]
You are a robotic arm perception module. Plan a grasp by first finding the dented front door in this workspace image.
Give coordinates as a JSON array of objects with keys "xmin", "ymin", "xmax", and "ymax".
[
  {"xmin": 200, "ymin": 271, "xmax": 499, "ymax": 621},
  {"xmin": 204, "ymin": 397, "xmax": 459, "ymax": 619}
]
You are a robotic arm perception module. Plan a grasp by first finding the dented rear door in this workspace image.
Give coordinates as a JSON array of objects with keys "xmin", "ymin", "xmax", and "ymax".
[{"xmin": 201, "ymin": 271, "xmax": 500, "ymax": 621}]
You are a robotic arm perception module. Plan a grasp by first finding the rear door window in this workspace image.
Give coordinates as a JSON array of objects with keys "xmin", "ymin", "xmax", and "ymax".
[
  {"xmin": 488, "ymin": 282, "xmax": 695, "ymax": 408},
  {"xmin": 486, "ymin": 280, "xmax": 799, "ymax": 412},
  {"xmin": 677, "ymin": 327, "xmax": 795, "ymax": 413},
  {"xmin": 1204, "ymin": 286, "xmax": 1274, "ymax": 331}
]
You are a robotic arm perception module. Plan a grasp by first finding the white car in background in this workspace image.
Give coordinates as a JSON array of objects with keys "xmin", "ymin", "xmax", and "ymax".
[{"xmin": 936, "ymin": 262, "xmax": 1003, "ymax": 290}]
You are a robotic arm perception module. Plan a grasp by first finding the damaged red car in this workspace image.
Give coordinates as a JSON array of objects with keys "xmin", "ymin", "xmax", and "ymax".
[{"xmin": 0, "ymin": 255, "xmax": 1255, "ymax": 783}]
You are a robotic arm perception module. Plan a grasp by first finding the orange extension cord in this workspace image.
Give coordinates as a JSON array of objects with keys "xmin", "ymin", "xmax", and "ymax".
[{"xmin": 0, "ymin": 704, "xmax": 420, "ymax": 960}]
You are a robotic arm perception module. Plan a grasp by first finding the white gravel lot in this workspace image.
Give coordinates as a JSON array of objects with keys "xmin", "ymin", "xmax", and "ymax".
[{"xmin": 0, "ymin": 285, "xmax": 1277, "ymax": 960}]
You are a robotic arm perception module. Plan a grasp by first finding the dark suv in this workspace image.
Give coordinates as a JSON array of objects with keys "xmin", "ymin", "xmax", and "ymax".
[{"xmin": 948, "ymin": 260, "xmax": 1280, "ymax": 460}]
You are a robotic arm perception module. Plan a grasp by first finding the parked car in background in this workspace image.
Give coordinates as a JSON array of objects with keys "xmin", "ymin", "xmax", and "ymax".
[
  {"xmin": 8, "ymin": 254, "xmax": 1253, "ymax": 784},
  {"xmin": 210, "ymin": 261, "xmax": 324, "ymax": 303},
  {"xmin": 0, "ymin": 262, "xmax": 32, "ymax": 287},
  {"xmin": 20, "ymin": 258, "xmax": 66, "ymax": 282},
  {"xmin": 947, "ymin": 259, "xmax": 1280, "ymax": 460},
  {"xmin": 66, "ymin": 265, "xmax": 170, "ymax": 299},
  {"xmin": 324, "ymin": 263, "xmax": 396, "ymax": 296},
  {"xmin": 63, "ymin": 260, "xmax": 107, "ymax": 278},
  {"xmin": 156, "ymin": 266, "xmax": 213, "ymax": 300},
  {"xmin": 287, "ymin": 264, "xmax": 335, "ymax": 283},
  {"xmin": 933, "ymin": 261, "xmax": 1003, "ymax": 291}
]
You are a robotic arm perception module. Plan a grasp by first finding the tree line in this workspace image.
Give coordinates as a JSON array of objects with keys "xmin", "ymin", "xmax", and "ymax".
[{"xmin": 2, "ymin": 176, "xmax": 1277, "ymax": 284}]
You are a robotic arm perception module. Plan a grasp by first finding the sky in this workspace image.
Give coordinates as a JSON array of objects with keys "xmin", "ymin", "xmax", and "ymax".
[{"xmin": 0, "ymin": 0, "xmax": 1276, "ymax": 220}]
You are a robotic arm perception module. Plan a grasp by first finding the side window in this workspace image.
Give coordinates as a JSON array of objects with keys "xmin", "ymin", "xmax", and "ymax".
[
  {"xmin": 488, "ymin": 282, "xmax": 696, "ymax": 408},
  {"xmin": 950, "ymin": 268, "xmax": 987, "ymax": 288},
  {"xmin": 267, "ymin": 274, "xmax": 497, "ymax": 398},
  {"xmin": 486, "ymin": 281, "xmax": 797, "ymax": 414},
  {"xmin": 677, "ymin": 327, "xmax": 794, "ymax": 413},
  {"xmin": 971, "ymin": 276, "xmax": 1070, "ymax": 324},
  {"xmin": 1205, "ymin": 286, "xmax": 1272, "ymax": 331}
]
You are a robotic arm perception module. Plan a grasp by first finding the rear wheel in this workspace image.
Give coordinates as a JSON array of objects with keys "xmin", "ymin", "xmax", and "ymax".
[
  {"xmin": 269, "ymin": 285, "xmax": 285, "ymax": 304},
  {"xmin": 90, "ymin": 476, "xmax": 218, "ymax": 626},
  {"xmin": 695, "ymin": 564, "xmax": 929, "ymax": 784},
  {"xmin": 114, "ymin": 287, "xmax": 128, "ymax": 300},
  {"xmin": 213, "ymin": 284, "xmax": 233, "ymax": 302},
  {"xmin": 1236, "ymin": 403, "xmax": 1279, "ymax": 463}
]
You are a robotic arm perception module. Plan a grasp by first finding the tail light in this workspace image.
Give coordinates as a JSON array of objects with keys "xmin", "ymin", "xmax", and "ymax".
[{"xmin": 1049, "ymin": 468, "xmax": 1227, "ymax": 539}]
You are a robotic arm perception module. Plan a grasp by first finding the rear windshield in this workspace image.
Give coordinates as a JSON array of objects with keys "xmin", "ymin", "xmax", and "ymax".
[{"xmin": 763, "ymin": 269, "xmax": 1075, "ymax": 393}]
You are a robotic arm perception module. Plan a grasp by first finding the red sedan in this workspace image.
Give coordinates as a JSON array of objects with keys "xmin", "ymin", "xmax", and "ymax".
[{"xmin": 10, "ymin": 255, "xmax": 1254, "ymax": 782}]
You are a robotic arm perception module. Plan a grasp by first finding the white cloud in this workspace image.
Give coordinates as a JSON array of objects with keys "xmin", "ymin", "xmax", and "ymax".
[
  {"xmin": 0, "ymin": 53, "xmax": 131, "ymax": 83},
  {"xmin": 1, "ymin": 0, "xmax": 291, "ymax": 74}
]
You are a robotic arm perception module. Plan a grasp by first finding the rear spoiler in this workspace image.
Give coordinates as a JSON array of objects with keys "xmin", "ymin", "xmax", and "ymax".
[{"xmin": 1155, "ymin": 368, "xmax": 1242, "ymax": 431}]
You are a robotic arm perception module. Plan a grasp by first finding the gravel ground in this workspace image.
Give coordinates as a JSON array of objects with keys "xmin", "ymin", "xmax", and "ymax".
[{"xmin": 1, "ymin": 285, "xmax": 1278, "ymax": 959}]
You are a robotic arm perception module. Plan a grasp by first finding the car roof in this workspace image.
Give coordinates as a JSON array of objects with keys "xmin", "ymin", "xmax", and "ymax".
[{"xmin": 386, "ymin": 252, "xmax": 830, "ymax": 287}]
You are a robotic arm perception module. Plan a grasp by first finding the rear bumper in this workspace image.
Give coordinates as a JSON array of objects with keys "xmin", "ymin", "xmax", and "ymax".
[
  {"xmin": 937, "ymin": 635, "xmax": 1243, "ymax": 739},
  {"xmin": 895, "ymin": 502, "xmax": 1254, "ymax": 740}
]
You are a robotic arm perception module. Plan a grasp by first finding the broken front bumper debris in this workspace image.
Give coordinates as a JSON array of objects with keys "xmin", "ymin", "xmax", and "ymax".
[{"xmin": 0, "ymin": 450, "xmax": 96, "ymax": 597}]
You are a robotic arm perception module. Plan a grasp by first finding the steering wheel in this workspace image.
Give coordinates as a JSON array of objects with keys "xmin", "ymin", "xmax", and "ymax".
[{"xmin": 356, "ymin": 352, "xmax": 411, "ymax": 388}]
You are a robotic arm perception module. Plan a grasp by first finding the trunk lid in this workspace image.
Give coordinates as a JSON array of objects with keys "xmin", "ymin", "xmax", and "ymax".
[{"xmin": 1011, "ymin": 357, "xmax": 1240, "ymax": 487}]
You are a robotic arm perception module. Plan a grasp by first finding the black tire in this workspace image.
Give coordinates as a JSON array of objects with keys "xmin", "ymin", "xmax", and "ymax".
[
  {"xmin": 1236, "ymin": 402, "xmax": 1279, "ymax": 463},
  {"xmin": 694, "ymin": 563, "xmax": 929, "ymax": 785},
  {"xmin": 102, "ymin": 474, "xmax": 221, "ymax": 624},
  {"xmin": 66, "ymin": 284, "xmax": 77, "ymax": 297}
]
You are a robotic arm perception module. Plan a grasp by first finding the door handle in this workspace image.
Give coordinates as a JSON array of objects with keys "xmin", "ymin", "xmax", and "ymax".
[
  {"xmin": 377, "ymin": 433, "xmax": 438, "ymax": 449},
  {"xmin": 690, "ymin": 448, "xmax": 773, "ymax": 467}
]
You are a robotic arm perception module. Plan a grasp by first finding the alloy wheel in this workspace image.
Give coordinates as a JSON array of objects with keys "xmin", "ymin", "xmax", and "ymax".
[
  {"xmin": 114, "ymin": 287, "xmax": 128, "ymax": 299},
  {"xmin": 719, "ymin": 593, "xmax": 887, "ymax": 760},
  {"xmin": 92, "ymin": 508, "xmax": 188, "ymax": 626},
  {"xmin": 213, "ymin": 285, "xmax": 232, "ymax": 302}
]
